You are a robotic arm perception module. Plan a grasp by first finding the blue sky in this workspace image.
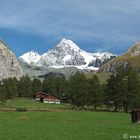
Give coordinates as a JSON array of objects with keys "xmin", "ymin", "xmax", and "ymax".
[{"xmin": 0, "ymin": 0, "xmax": 140, "ymax": 56}]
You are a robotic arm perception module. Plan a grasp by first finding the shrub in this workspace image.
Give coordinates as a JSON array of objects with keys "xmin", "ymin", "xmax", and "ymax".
[{"xmin": 16, "ymin": 107, "xmax": 27, "ymax": 112}]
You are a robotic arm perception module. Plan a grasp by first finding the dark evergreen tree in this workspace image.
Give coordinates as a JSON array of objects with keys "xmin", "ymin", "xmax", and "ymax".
[
  {"xmin": 127, "ymin": 71, "xmax": 140, "ymax": 111},
  {"xmin": 0, "ymin": 82, "xmax": 6, "ymax": 102},
  {"xmin": 116, "ymin": 65, "xmax": 140, "ymax": 112},
  {"xmin": 106, "ymin": 74, "xmax": 121, "ymax": 111},
  {"xmin": 42, "ymin": 77, "xmax": 66, "ymax": 98},
  {"xmin": 87, "ymin": 75, "xmax": 104, "ymax": 109},
  {"xmin": 32, "ymin": 78, "xmax": 42, "ymax": 93},
  {"xmin": 106, "ymin": 64, "xmax": 140, "ymax": 112},
  {"xmin": 18, "ymin": 75, "xmax": 32, "ymax": 98},
  {"xmin": 68, "ymin": 72, "xmax": 87, "ymax": 108},
  {"xmin": 2, "ymin": 77, "xmax": 18, "ymax": 99},
  {"xmin": 43, "ymin": 78, "xmax": 56, "ymax": 93},
  {"xmin": 54, "ymin": 77, "xmax": 66, "ymax": 98}
]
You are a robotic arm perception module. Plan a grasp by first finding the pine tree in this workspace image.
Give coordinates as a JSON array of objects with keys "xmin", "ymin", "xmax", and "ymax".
[
  {"xmin": 2, "ymin": 77, "xmax": 18, "ymax": 99},
  {"xmin": 54, "ymin": 77, "xmax": 66, "ymax": 98},
  {"xmin": 42, "ymin": 78, "xmax": 55, "ymax": 93},
  {"xmin": 106, "ymin": 74, "xmax": 122, "ymax": 111},
  {"xmin": 106, "ymin": 64, "xmax": 140, "ymax": 112},
  {"xmin": 18, "ymin": 75, "xmax": 32, "ymax": 98},
  {"xmin": 68, "ymin": 72, "xmax": 87, "ymax": 108},
  {"xmin": 0, "ymin": 82, "xmax": 6, "ymax": 102},
  {"xmin": 42, "ymin": 77, "xmax": 66, "ymax": 98},
  {"xmin": 87, "ymin": 75, "xmax": 104, "ymax": 109},
  {"xmin": 127, "ymin": 71, "xmax": 140, "ymax": 111},
  {"xmin": 32, "ymin": 78, "xmax": 42, "ymax": 93}
]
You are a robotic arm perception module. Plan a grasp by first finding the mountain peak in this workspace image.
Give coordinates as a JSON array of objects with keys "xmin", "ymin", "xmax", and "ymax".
[
  {"xmin": 56, "ymin": 38, "xmax": 80, "ymax": 51},
  {"xmin": 19, "ymin": 51, "xmax": 41, "ymax": 64}
]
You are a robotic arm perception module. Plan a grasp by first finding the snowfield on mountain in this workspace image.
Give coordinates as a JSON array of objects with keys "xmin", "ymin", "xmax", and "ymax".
[{"xmin": 19, "ymin": 39, "xmax": 117, "ymax": 70}]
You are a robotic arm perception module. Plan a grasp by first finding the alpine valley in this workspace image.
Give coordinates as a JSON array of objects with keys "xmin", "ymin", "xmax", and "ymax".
[
  {"xmin": 19, "ymin": 39, "xmax": 117, "ymax": 78},
  {"xmin": 1, "ymin": 38, "xmax": 140, "ymax": 80}
]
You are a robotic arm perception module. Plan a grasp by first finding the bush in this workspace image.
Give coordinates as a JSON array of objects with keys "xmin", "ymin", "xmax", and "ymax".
[{"xmin": 16, "ymin": 107, "xmax": 27, "ymax": 112}]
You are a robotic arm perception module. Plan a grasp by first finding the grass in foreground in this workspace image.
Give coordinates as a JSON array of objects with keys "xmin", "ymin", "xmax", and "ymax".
[
  {"xmin": 0, "ymin": 98, "xmax": 140, "ymax": 140},
  {"xmin": 0, "ymin": 111, "xmax": 139, "ymax": 140}
]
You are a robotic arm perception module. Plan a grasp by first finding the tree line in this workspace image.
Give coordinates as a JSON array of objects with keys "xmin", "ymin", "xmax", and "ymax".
[{"xmin": 0, "ymin": 64, "xmax": 140, "ymax": 112}]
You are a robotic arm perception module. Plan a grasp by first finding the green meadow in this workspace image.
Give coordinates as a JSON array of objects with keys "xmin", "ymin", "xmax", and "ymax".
[
  {"xmin": 4, "ymin": 98, "xmax": 68, "ymax": 110},
  {"xmin": 0, "ymin": 99, "xmax": 140, "ymax": 140}
]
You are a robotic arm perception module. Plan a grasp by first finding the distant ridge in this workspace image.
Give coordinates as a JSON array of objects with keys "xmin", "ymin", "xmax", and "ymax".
[{"xmin": 99, "ymin": 40, "xmax": 140, "ymax": 72}]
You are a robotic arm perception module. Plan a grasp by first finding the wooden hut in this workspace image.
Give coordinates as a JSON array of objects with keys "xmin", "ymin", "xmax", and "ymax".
[
  {"xmin": 33, "ymin": 92, "xmax": 60, "ymax": 104},
  {"xmin": 43, "ymin": 94, "xmax": 60, "ymax": 104},
  {"xmin": 131, "ymin": 109, "xmax": 140, "ymax": 123},
  {"xmin": 33, "ymin": 92, "xmax": 47, "ymax": 101}
]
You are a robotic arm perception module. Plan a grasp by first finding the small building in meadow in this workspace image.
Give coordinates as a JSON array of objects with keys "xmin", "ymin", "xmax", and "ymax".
[
  {"xmin": 43, "ymin": 94, "xmax": 60, "ymax": 104},
  {"xmin": 33, "ymin": 92, "xmax": 47, "ymax": 101},
  {"xmin": 33, "ymin": 92, "xmax": 60, "ymax": 104}
]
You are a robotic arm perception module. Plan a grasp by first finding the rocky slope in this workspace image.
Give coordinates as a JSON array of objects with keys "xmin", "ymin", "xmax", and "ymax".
[
  {"xmin": 99, "ymin": 40, "xmax": 140, "ymax": 73},
  {"xmin": 0, "ymin": 40, "xmax": 23, "ymax": 80}
]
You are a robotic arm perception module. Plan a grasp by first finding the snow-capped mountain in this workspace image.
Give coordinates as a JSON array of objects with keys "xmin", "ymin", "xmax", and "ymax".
[
  {"xmin": 19, "ymin": 39, "xmax": 117, "ymax": 70},
  {"xmin": 40, "ymin": 39, "xmax": 95, "ymax": 66},
  {"xmin": 19, "ymin": 51, "xmax": 41, "ymax": 64},
  {"xmin": 88, "ymin": 52, "xmax": 117, "ymax": 67},
  {"xmin": 92, "ymin": 52, "xmax": 116, "ymax": 60}
]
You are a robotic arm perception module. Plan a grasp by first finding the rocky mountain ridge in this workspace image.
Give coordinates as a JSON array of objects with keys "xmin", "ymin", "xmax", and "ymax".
[
  {"xmin": 0, "ymin": 40, "xmax": 23, "ymax": 80},
  {"xmin": 99, "ymin": 40, "xmax": 140, "ymax": 73}
]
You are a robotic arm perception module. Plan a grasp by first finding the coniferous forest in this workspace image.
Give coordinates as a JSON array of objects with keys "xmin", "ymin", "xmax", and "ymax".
[{"xmin": 0, "ymin": 64, "xmax": 140, "ymax": 112}]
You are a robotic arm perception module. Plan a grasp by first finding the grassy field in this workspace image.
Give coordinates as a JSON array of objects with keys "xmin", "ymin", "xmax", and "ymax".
[
  {"xmin": 4, "ymin": 98, "xmax": 68, "ymax": 110},
  {"xmin": 0, "ymin": 98, "xmax": 140, "ymax": 140},
  {"xmin": 0, "ymin": 111, "xmax": 139, "ymax": 140}
]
